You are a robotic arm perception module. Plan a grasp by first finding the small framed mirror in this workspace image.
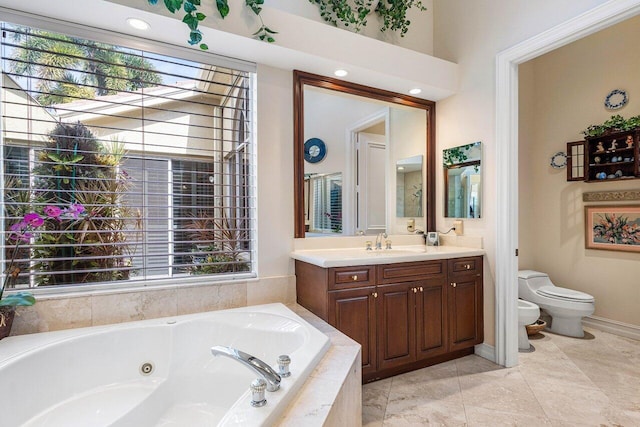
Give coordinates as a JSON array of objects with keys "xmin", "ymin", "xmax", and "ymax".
[{"xmin": 444, "ymin": 142, "xmax": 482, "ymax": 218}]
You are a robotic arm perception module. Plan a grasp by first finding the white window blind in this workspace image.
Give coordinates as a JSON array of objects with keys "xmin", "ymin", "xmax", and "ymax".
[{"xmin": 0, "ymin": 22, "xmax": 256, "ymax": 290}]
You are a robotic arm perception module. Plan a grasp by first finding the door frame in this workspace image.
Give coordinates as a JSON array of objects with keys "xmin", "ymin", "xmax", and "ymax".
[
  {"xmin": 344, "ymin": 108, "xmax": 390, "ymax": 235},
  {"xmin": 495, "ymin": 0, "xmax": 640, "ymax": 367}
]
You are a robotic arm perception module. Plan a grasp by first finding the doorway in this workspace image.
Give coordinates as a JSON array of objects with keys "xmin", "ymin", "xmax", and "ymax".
[
  {"xmin": 345, "ymin": 109, "xmax": 389, "ymax": 235},
  {"xmin": 496, "ymin": 0, "xmax": 640, "ymax": 367}
]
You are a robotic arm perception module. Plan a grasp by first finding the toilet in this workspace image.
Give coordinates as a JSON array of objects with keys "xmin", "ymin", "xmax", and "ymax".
[
  {"xmin": 518, "ymin": 299, "xmax": 540, "ymax": 351},
  {"xmin": 518, "ymin": 270, "xmax": 595, "ymax": 338}
]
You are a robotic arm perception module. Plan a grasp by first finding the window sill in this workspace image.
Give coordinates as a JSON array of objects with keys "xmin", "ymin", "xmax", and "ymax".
[{"xmin": 10, "ymin": 273, "xmax": 258, "ymax": 301}]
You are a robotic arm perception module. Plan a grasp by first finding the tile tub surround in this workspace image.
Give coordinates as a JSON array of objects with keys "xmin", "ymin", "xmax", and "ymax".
[
  {"xmin": 9, "ymin": 275, "xmax": 296, "ymax": 336},
  {"xmin": 282, "ymin": 304, "xmax": 362, "ymax": 426},
  {"xmin": 363, "ymin": 327, "xmax": 640, "ymax": 426},
  {"xmin": 3, "ymin": 302, "xmax": 360, "ymax": 426}
]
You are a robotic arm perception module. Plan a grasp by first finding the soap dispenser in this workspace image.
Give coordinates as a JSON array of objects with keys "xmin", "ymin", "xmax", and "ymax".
[{"xmin": 426, "ymin": 231, "xmax": 439, "ymax": 246}]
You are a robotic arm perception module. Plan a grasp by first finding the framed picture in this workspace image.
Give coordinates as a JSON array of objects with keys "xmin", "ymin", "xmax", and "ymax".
[{"xmin": 584, "ymin": 205, "xmax": 640, "ymax": 252}]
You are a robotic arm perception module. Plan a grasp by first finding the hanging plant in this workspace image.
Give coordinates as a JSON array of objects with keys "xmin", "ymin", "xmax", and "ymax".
[
  {"xmin": 582, "ymin": 114, "xmax": 640, "ymax": 137},
  {"xmin": 376, "ymin": 0, "xmax": 427, "ymax": 36},
  {"xmin": 148, "ymin": 0, "xmax": 277, "ymax": 50},
  {"xmin": 149, "ymin": 0, "xmax": 425, "ymax": 50},
  {"xmin": 308, "ymin": 0, "xmax": 378, "ymax": 33},
  {"xmin": 308, "ymin": 0, "xmax": 427, "ymax": 36}
]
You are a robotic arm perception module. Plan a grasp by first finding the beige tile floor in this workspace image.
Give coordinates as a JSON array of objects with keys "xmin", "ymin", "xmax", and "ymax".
[{"xmin": 363, "ymin": 328, "xmax": 640, "ymax": 426}]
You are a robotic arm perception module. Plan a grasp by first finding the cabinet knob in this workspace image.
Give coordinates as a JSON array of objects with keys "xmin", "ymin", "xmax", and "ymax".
[
  {"xmin": 451, "ymin": 282, "xmax": 457, "ymax": 288},
  {"xmin": 372, "ymin": 292, "xmax": 378, "ymax": 298},
  {"xmin": 351, "ymin": 275, "xmax": 358, "ymax": 281},
  {"xmin": 412, "ymin": 287, "xmax": 418, "ymax": 293},
  {"xmin": 465, "ymin": 264, "xmax": 471, "ymax": 270},
  {"xmin": 419, "ymin": 287, "xmax": 424, "ymax": 292}
]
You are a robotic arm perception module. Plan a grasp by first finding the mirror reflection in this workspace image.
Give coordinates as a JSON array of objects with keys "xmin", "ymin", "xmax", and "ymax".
[
  {"xmin": 396, "ymin": 155, "xmax": 423, "ymax": 218},
  {"xmin": 299, "ymin": 82, "xmax": 430, "ymax": 237},
  {"xmin": 444, "ymin": 142, "xmax": 482, "ymax": 219},
  {"xmin": 304, "ymin": 172, "xmax": 343, "ymax": 235}
]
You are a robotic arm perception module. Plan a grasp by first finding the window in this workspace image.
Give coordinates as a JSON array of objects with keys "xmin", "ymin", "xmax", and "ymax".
[
  {"xmin": 1, "ymin": 22, "xmax": 256, "ymax": 291},
  {"xmin": 309, "ymin": 173, "xmax": 342, "ymax": 234}
]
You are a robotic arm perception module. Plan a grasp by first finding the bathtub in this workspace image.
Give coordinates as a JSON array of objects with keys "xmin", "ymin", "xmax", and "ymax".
[{"xmin": 0, "ymin": 303, "xmax": 330, "ymax": 427}]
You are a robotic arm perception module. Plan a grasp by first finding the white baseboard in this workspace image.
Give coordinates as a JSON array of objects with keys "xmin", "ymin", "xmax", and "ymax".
[
  {"xmin": 474, "ymin": 343, "xmax": 496, "ymax": 363},
  {"xmin": 583, "ymin": 316, "xmax": 640, "ymax": 341}
]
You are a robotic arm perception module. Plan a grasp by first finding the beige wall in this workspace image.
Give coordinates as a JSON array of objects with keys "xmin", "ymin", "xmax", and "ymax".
[
  {"xmin": 433, "ymin": 0, "xmax": 610, "ymax": 346},
  {"xmin": 518, "ymin": 15, "xmax": 640, "ymax": 327}
]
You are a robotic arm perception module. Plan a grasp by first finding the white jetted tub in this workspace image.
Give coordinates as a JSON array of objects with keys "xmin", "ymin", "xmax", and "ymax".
[{"xmin": 0, "ymin": 303, "xmax": 330, "ymax": 426}]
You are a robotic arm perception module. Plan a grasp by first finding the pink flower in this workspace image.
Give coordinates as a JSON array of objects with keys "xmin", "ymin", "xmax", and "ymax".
[
  {"xmin": 23, "ymin": 213, "xmax": 44, "ymax": 227},
  {"xmin": 64, "ymin": 203, "xmax": 85, "ymax": 219},
  {"xmin": 10, "ymin": 221, "xmax": 26, "ymax": 232},
  {"xmin": 8, "ymin": 221, "xmax": 33, "ymax": 242},
  {"xmin": 43, "ymin": 205, "xmax": 63, "ymax": 219},
  {"xmin": 17, "ymin": 232, "xmax": 32, "ymax": 242}
]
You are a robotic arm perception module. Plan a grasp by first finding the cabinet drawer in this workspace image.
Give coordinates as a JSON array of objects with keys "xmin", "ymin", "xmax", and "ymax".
[
  {"xmin": 329, "ymin": 266, "xmax": 375, "ymax": 290},
  {"xmin": 377, "ymin": 261, "xmax": 444, "ymax": 284},
  {"xmin": 449, "ymin": 257, "xmax": 481, "ymax": 275}
]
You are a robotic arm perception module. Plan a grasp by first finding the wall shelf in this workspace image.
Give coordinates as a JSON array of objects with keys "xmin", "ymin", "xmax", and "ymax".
[{"xmin": 567, "ymin": 129, "xmax": 640, "ymax": 182}]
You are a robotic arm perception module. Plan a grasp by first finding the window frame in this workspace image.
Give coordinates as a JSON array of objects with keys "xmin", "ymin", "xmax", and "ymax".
[{"xmin": 0, "ymin": 15, "xmax": 258, "ymax": 296}]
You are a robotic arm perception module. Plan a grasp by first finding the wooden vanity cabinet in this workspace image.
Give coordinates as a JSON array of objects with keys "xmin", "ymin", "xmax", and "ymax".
[
  {"xmin": 376, "ymin": 260, "xmax": 449, "ymax": 372},
  {"xmin": 448, "ymin": 257, "xmax": 484, "ymax": 351},
  {"xmin": 376, "ymin": 281, "xmax": 417, "ymax": 371},
  {"xmin": 295, "ymin": 256, "xmax": 483, "ymax": 382},
  {"xmin": 328, "ymin": 287, "xmax": 377, "ymax": 376}
]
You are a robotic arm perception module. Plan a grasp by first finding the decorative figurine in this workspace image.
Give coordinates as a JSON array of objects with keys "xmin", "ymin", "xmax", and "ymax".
[
  {"xmin": 594, "ymin": 156, "xmax": 601, "ymax": 164},
  {"xmin": 595, "ymin": 141, "xmax": 605, "ymax": 153},
  {"xmin": 609, "ymin": 139, "xmax": 617, "ymax": 151},
  {"xmin": 626, "ymin": 135, "xmax": 634, "ymax": 148}
]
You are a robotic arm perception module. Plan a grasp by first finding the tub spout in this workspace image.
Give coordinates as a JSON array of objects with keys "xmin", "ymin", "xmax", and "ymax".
[{"xmin": 211, "ymin": 345, "xmax": 281, "ymax": 392}]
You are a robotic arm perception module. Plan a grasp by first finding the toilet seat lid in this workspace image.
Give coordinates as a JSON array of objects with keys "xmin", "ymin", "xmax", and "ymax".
[{"xmin": 537, "ymin": 285, "xmax": 594, "ymax": 302}]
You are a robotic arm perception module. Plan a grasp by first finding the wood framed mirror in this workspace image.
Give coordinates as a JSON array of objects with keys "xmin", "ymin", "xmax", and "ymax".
[{"xmin": 293, "ymin": 70, "xmax": 436, "ymax": 238}]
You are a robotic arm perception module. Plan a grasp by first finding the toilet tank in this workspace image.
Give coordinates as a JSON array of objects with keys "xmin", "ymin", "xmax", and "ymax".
[{"xmin": 518, "ymin": 270, "xmax": 552, "ymax": 297}]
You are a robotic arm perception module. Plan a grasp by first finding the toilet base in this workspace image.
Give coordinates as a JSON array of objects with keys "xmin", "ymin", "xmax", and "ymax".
[
  {"xmin": 547, "ymin": 316, "xmax": 585, "ymax": 338},
  {"xmin": 518, "ymin": 325, "xmax": 532, "ymax": 350},
  {"xmin": 518, "ymin": 343, "xmax": 535, "ymax": 353}
]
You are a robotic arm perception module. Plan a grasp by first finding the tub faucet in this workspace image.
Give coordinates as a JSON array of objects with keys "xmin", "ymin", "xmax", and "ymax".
[
  {"xmin": 211, "ymin": 346, "xmax": 281, "ymax": 391},
  {"xmin": 375, "ymin": 232, "xmax": 388, "ymax": 250}
]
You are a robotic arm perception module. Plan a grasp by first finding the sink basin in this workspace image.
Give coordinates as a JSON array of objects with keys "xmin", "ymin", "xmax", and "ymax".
[
  {"xmin": 291, "ymin": 245, "xmax": 484, "ymax": 268},
  {"xmin": 362, "ymin": 247, "xmax": 425, "ymax": 255}
]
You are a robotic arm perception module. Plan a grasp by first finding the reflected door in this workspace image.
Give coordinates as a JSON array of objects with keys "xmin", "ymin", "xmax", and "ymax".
[{"xmin": 356, "ymin": 132, "xmax": 386, "ymax": 234}]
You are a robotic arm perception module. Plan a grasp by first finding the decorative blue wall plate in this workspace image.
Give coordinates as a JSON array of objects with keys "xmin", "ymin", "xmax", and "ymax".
[
  {"xmin": 604, "ymin": 89, "xmax": 628, "ymax": 110},
  {"xmin": 304, "ymin": 138, "xmax": 327, "ymax": 163},
  {"xmin": 550, "ymin": 151, "xmax": 567, "ymax": 168}
]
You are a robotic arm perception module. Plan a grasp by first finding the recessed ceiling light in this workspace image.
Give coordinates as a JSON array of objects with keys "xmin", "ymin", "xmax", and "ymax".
[
  {"xmin": 409, "ymin": 88, "xmax": 422, "ymax": 95},
  {"xmin": 127, "ymin": 18, "xmax": 150, "ymax": 31},
  {"xmin": 397, "ymin": 166, "xmax": 405, "ymax": 171},
  {"xmin": 334, "ymin": 69, "xmax": 348, "ymax": 77}
]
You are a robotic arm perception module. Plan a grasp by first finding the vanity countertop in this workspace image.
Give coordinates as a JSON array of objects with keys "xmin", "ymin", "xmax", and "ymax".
[{"xmin": 291, "ymin": 245, "xmax": 485, "ymax": 268}]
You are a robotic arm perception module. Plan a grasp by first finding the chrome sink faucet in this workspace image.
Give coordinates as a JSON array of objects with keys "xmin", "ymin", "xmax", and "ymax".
[
  {"xmin": 375, "ymin": 232, "xmax": 388, "ymax": 250},
  {"xmin": 211, "ymin": 345, "xmax": 281, "ymax": 391}
]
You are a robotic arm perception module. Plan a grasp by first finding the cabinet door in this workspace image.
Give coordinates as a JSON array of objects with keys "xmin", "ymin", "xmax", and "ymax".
[
  {"xmin": 448, "ymin": 274, "xmax": 483, "ymax": 351},
  {"xmin": 416, "ymin": 277, "xmax": 448, "ymax": 359},
  {"xmin": 566, "ymin": 140, "xmax": 585, "ymax": 181},
  {"xmin": 376, "ymin": 282, "xmax": 416, "ymax": 371},
  {"xmin": 328, "ymin": 287, "xmax": 377, "ymax": 376}
]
